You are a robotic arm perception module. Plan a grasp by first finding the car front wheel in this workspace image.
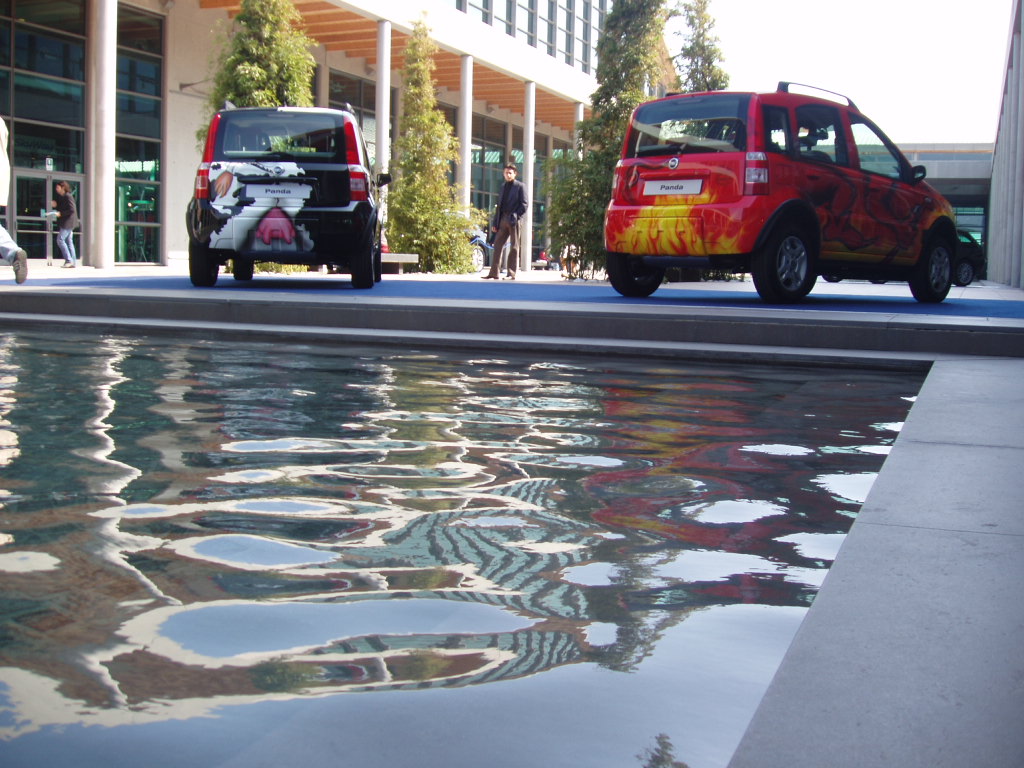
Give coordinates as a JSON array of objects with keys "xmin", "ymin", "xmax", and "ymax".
[
  {"xmin": 953, "ymin": 258, "xmax": 976, "ymax": 287},
  {"xmin": 189, "ymin": 239, "xmax": 218, "ymax": 287},
  {"xmin": 752, "ymin": 225, "xmax": 815, "ymax": 303},
  {"xmin": 606, "ymin": 253, "xmax": 666, "ymax": 297},
  {"xmin": 909, "ymin": 235, "xmax": 953, "ymax": 302}
]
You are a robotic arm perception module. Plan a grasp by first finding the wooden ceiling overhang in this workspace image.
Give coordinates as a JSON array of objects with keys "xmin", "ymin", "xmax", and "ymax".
[{"xmin": 197, "ymin": 0, "xmax": 586, "ymax": 135}]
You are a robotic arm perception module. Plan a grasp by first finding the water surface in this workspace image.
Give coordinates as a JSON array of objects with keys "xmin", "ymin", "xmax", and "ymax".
[{"xmin": 0, "ymin": 332, "xmax": 922, "ymax": 767}]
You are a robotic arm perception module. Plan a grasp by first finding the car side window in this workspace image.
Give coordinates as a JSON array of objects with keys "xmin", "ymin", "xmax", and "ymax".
[
  {"xmin": 763, "ymin": 106, "xmax": 790, "ymax": 155},
  {"xmin": 795, "ymin": 104, "xmax": 847, "ymax": 166},
  {"xmin": 850, "ymin": 118, "xmax": 903, "ymax": 180}
]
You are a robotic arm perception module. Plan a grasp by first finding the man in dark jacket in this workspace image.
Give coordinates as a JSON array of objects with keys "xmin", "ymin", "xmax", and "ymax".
[
  {"xmin": 483, "ymin": 162, "xmax": 528, "ymax": 280},
  {"xmin": 53, "ymin": 180, "xmax": 79, "ymax": 268}
]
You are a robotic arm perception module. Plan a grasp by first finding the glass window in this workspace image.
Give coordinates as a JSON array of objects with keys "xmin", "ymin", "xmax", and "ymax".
[
  {"xmin": 329, "ymin": 71, "xmax": 360, "ymax": 107},
  {"xmin": 516, "ymin": 0, "xmax": 535, "ymax": 44},
  {"xmin": 115, "ymin": 223, "xmax": 160, "ymax": 263},
  {"xmin": 116, "ymin": 93, "xmax": 160, "ymax": 139},
  {"xmin": 0, "ymin": 2, "xmax": 10, "ymax": 17},
  {"xmin": 0, "ymin": 70, "xmax": 9, "ymax": 115},
  {"xmin": 118, "ymin": 7, "xmax": 162, "ymax": 55},
  {"xmin": 116, "ymin": 137, "xmax": 159, "ymax": 181},
  {"xmin": 850, "ymin": 119, "xmax": 902, "ymax": 179},
  {"xmin": 14, "ymin": 72, "xmax": 84, "ymax": 126},
  {"xmin": 116, "ymin": 181, "xmax": 158, "ymax": 224},
  {"xmin": 16, "ymin": 0, "xmax": 85, "ymax": 36},
  {"xmin": 15, "ymin": 28, "xmax": 84, "ymax": 81},
  {"xmin": 118, "ymin": 53, "xmax": 161, "ymax": 96},
  {"xmin": 0, "ymin": 20, "xmax": 10, "ymax": 67},
  {"xmin": 12, "ymin": 120, "xmax": 84, "ymax": 173},
  {"xmin": 764, "ymin": 106, "xmax": 789, "ymax": 154},
  {"xmin": 795, "ymin": 104, "xmax": 848, "ymax": 166}
]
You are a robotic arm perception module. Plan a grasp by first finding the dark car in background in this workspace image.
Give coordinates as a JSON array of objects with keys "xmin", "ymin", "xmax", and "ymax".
[
  {"xmin": 954, "ymin": 228, "xmax": 986, "ymax": 286},
  {"xmin": 604, "ymin": 83, "xmax": 959, "ymax": 303},
  {"xmin": 186, "ymin": 106, "xmax": 390, "ymax": 288}
]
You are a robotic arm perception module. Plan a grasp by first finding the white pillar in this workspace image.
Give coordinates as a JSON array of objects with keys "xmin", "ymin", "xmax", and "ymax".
[
  {"xmin": 522, "ymin": 80, "xmax": 536, "ymax": 272},
  {"xmin": 375, "ymin": 20, "xmax": 392, "ymax": 177},
  {"xmin": 89, "ymin": 0, "xmax": 117, "ymax": 268},
  {"xmin": 458, "ymin": 54, "xmax": 473, "ymax": 210}
]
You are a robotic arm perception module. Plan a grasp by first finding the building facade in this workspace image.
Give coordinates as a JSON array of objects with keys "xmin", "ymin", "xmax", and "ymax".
[
  {"xmin": 990, "ymin": 0, "xmax": 1024, "ymax": 289},
  {"xmin": 2, "ymin": 0, "xmax": 612, "ymax": 271}
]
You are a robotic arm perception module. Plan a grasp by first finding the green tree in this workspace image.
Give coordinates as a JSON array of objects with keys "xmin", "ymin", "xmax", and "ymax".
[
  {"xmin": 196, "ymin": 0, "xmax": 315, "ymax": 146},
  {"xmin": 387, "ymin": 19, "xmax": 475, "ymax": 273},
  {"xmin": 548, "ymin": 0, "xmax": 669, "ymax": 279},
  {"xmin": 674, "ymin": 0, "xmax": 729, "ymax": 93}
]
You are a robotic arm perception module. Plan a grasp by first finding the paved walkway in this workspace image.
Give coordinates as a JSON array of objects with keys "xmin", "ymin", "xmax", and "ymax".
[{"xmin": 2, "ymin": 259, "xmax": 1023, "ymax": 767}]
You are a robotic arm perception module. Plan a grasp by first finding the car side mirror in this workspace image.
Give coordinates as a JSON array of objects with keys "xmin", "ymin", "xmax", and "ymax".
[
  {"xmin": 911, "ymin": 165, "xmax": 927, "ymax": 183},
  {"xmin": 377, "ymin": 172, "xmax": 393, "ymax": 187}
]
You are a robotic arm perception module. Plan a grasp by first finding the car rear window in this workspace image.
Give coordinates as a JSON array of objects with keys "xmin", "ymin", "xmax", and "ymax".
[
  {"xmin": 628, "ymin": 93, "xmax": 750, "ymax": 158},
  {"xmin": 215, "ymin": 111, "xmax": 345, "ymax": 162}
]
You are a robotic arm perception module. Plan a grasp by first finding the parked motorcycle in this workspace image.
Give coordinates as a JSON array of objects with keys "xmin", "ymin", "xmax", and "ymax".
[{"xmin": 469, "ymin": 227, "xmax": 494, "ymax": 271}]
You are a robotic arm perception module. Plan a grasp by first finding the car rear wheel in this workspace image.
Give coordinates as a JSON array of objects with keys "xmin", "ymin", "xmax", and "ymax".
[
  {"xmin": 189, "ymin": 239, "xmax": 218, "ymax": 287},
  {"xmin": 909, "ymin": 234, "xmax": 953, "ymax": 302},
  {"xmin": 351, "ymin": 234, "xmax": 375, "ymax": 289},
  {"xmin": 232, "ymin": 259, "xmax": 254, "ymax": 281},
  {"xmin": 953, "ymin": 258, "xmax": 976, "ymax": 287},
  {"xmin": 607, "ymin": 253, "xmax": 665, "ymax": 297},
  {"xmin": 752, "ymin": 225, "xmax": 815, "ymax": 303}
]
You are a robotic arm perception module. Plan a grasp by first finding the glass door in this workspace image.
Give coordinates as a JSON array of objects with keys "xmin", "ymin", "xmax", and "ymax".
[{"xmin": 13, "ymin": 173, "xmax": 84, "ymax": 265}]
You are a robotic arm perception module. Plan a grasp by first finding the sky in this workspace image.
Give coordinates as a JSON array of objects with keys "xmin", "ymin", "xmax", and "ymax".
[{"xmin": 665, "ymin": 0, "xmax": 1015, "ymax": 145}]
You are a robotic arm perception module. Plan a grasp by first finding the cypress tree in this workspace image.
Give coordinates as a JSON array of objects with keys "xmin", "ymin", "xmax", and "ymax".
[
  {"xmin": 387, "ymin": 19, "xmax": 475, "ymax": 273},
  {"xmin": 675, "ymin": 0, "xmax": 729, "ymax": 93}
]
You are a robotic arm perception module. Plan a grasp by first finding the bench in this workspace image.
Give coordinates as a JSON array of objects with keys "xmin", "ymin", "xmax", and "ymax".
[{"xmin": 382, "ymin": 252, "xmax": 419, "ymax": 274}]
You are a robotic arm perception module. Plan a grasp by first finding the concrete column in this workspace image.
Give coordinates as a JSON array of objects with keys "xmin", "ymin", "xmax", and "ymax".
[
  {"xmin": 375, "ymin": 19, "xmax": 392, "ymax": 177},
  {"xmin": 522, "ymin": 80, "xmax": 536, "ymax": 272},
  {"xmin": 458, "ymin": 54, "xmax": 473, "ymax": 210},
  {"xmin": 89, "ymin": 0, "xmax": 117, "ymax": 268},
  {"xmin": 1011, "ymin": 27, "xmax": 1024, "ymax": 289}
]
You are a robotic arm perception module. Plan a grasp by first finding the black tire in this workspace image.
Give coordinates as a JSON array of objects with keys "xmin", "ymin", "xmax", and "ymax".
[
  {"xmin": 953, "ymin": 258, "xmax": 975, "ymax": 287},
  {"xmin": 232, "ymin": 259, "xmax": 254, "ymax": 281},
  {"xmin": 351, "ymin": 234, "xmax": 375, "ymax": 289},
  {"xmin": 189, "ymin": 239, "xmax": 218, "ymax": 287},
  {"xmin": 471, "ymin": 245, "xmax": 485, "ymax": 271},
  {"xmin": 606, "ymin": 252, "xmax": 665, "ymax": 298},
  {"xmin": 909, "ymin": 234, "xmax": 953, "ymax": 303},
  {"xmin": 752, "ymin": 224, "xmax": 815, "ymax": 303}
]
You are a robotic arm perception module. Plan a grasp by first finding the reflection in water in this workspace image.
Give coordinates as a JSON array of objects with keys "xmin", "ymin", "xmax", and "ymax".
[{"xmin": 0, "ymin": 332, "xmax": 921, "ymax": 767}]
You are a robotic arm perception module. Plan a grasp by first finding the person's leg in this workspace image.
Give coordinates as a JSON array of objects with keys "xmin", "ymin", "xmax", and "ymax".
[
  {"xmin": 505, "ymin": 218, "xmax": 520, "ymax": 278},
  {"xmin": 0, "ymin": 224, "xmax": 28, "ymax": 283},
  {"xmin": 484, "ymin": 219, "xmax": 511, "ymax": 278},
  {"xmin": 57, "ymin": 227, "xmax": 76, "ymax": 266}
]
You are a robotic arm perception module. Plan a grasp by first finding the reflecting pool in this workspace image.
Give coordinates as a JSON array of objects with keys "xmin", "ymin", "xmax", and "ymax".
[{"xmin": 0, "ymin": 331, "xmax": 922, "ymax": 768}]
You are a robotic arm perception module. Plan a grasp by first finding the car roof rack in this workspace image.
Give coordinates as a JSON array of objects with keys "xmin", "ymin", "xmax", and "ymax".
[{"xmin": 777, "ymin": 82, "xmax": 856, "ymax": 109}]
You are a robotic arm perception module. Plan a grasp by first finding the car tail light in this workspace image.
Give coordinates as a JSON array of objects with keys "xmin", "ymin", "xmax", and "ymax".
[
  {"xmin": 343, "ymin": 118, "xmax": 369, "ymax": 202},
  {"xmin": 744, "ymin": 151, "xmax": 769, "ymax": 195},
  {"xmin": 614, "ymin": 162, "xmax": 642, "ymax": 205},
  {"xmin": 194, "ymin": 112, "xmax": 222, "ymax": 200}
]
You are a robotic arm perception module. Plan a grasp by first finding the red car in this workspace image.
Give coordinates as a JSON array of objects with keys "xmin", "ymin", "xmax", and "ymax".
[{"xmin": 604, "ymin": 83, "xmax": 958, "ymax": 303}]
